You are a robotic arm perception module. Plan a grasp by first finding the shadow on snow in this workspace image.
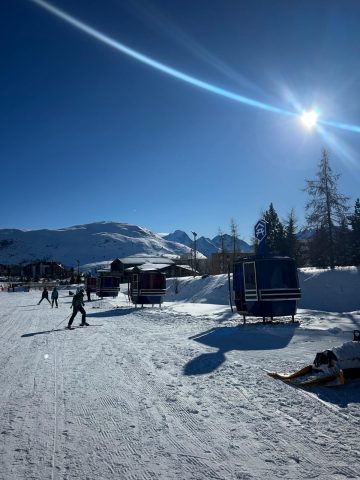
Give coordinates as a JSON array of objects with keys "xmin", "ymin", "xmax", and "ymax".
[
  {"xmin": 21, "ymin": 328, "xmax": 66, "ymax": 337},
  {"xmin": 87, "ymin": 307, "xmax": 135, "ymax": 318},
  {"xmin": 285, "ymin": 380, "xmax": 360, "ymax": 407},
  {"xmin": 184, "ymin": 322, "xmax": 298, "ymax": 376}
]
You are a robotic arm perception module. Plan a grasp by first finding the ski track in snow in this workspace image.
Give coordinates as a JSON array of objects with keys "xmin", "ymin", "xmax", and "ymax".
[{"xmin": 0, "ymin": 291, "xmax": 360, "ymax": 479}]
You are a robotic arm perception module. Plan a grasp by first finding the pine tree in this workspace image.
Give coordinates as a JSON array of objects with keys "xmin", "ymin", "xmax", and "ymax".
[
  {"xmin": 349, "ymin": 198, "xmax": 360, "ymax": 265},
  {"xmin": 304, "ymin": 149, "xmax": 349, "ymax": 269},
  {"xmin": 334, "ymin": 217, "xmax": 352, "ymax": 266},
  {"xmin": 263, "ymin": 203, "xmax": 286, "ymax": 255},
  {"xmin": 335, "ymin": 217, "xmax": 352, "ymax": 266},
  {"xmin": 283, "ymin": 209, "xmax": 302, "ymax": 265},
  {"xmin": 218, "ymin": 227, "xmax": 226, "ymax": 274},
  {"xmin": 230, "ymin": 218, "xmax": 239, "ymax": 258},
  {"xmin": 308, "ymin": 227, "xmax": 330, "ymax": 268}
]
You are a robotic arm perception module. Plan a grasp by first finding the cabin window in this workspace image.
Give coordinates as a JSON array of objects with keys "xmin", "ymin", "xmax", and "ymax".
[{"xmin": 259, "ymin": 260, "xmax": 298, "ymax": 289}]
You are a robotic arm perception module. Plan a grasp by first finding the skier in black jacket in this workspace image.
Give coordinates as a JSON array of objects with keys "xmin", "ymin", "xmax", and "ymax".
[
  {"xmin": 38, "ymin": 287, "xmax": 51, "ymax": 305},
  {"xmin": 66, "ymin": 288, "xmax": 89, "ymax": 329}
]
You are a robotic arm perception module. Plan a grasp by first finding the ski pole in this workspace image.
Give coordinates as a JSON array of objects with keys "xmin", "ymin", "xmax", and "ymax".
[{"xmin": 55, "ymin": 313, "xmax": 72, "ymax": 329}]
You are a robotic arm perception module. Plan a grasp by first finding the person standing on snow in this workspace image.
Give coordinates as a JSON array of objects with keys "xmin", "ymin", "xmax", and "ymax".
[
  {"xmin": 38, "ymin": 286, "xmax": 51, "ymax": 305},
  {"xmin": 67, "ymin": 287, "xmax": 89, "ymax": 329},
  {"xmin": 51, "ymin": 286, "xmax": 59, "ymax": 308},
  {"xmin": 86, "ymin": 285, "xmax": 92, "ymax": 302}
]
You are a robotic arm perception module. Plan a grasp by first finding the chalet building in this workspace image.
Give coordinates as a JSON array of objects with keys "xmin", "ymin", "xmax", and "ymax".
[
  {"xmin": 109, "ymin": 256, "xmax": 193, "ymax": 282},
  {"xmin": 0, "ymin": 264, "xmax": 22, "ymax": 277},
  {"xmin": 23, "ymin": 261, "xmax": 65, "ymax": 279}
]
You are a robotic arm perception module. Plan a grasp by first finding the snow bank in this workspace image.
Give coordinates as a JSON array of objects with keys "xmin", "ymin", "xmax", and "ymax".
[
  {"xmin": 164, "ymin": 267, "xmax": 360, "ymax": 313},
  {"xmin": 165, "ymin": 275, "xmax": 230, "ymax": 305},
  {"xmin": 331, "ymin": 340, "xmax": 360, "ymax": 370},
  {"xmin": 298, "ymin": 267, "xmax": 360, "ymax": 312}
]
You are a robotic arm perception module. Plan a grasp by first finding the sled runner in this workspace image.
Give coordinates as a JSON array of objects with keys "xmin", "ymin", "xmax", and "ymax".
[
  {"xmin": 267, "ymin": 331, "xmax": 360, "ymax": 387},
  {"xmin": 266, "ymin": 365, "xmax": 345, "ymax": 387}
]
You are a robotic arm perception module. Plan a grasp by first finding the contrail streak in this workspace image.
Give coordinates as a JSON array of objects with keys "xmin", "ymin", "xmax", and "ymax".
[
  {"xmin": 30, "ymin": 0, "xmax": 293, "ymax": 116},
  {"xmin": 31, "ymin": 0, "xmax": 360, "ymax": 134},
  {"xmin": 320, "ymin": 119, "xmax": 360, "ymax": 134}
]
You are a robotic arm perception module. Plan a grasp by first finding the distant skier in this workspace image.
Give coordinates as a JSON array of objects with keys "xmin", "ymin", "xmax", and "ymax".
[
  {"xmin": 67, "ymin": 287, "xmax": 89, "ymax": 329},
  {"xmin": 86, "ymin": 285, "xmax": 92, "ymax": 302},
  {"xmin": 51, "ymin": 286, "xmax": 59, "ymax": 308},
  {"xmin": 38, "ymin": 287, "xmax": 51, "ymax": 305}
]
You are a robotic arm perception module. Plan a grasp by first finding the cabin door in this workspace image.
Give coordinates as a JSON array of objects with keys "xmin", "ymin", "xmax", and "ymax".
[
  {"xmin": 132, "ymin": 274, "xmax": 139, "ymax": 298},
  {"xmin": 243, "ymin": 262, "xmax": 258, "ymax": 302}
]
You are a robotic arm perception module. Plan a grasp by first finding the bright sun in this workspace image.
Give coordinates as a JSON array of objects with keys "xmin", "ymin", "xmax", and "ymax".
[{"xmin": 301, "ymin": 110, "xmax": 318, "ymax": 128}]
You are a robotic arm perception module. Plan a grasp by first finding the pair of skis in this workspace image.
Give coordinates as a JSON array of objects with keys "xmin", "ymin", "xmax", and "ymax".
[
  {"xmin": 65, "ymin": 324, "xmax": 102, "ymax": 330},
  {"xmin": 266, "ymin": 364, "xmax": 345, "ymax": 387}
]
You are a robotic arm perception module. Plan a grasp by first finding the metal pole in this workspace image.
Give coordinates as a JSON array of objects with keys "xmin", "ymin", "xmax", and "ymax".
[
  {"xmin": 191, "ymin": 231, "xmax": 197, "ymax": 277},
  {"xmin": 227, "ymin": 262, "xmax": 234, "ymax": 313}
]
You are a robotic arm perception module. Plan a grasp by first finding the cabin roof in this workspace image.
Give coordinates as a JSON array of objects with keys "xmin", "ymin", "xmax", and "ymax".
[
  {"xmin": 118, "ymin": 256, "xmax": 175, "ymax": 266},
  {"xmin": 125, "ymin": 263, "xmax": 170, "ymax": 272},
  {"xmin": 176, "ymin": 265, "xmax": 193, "ymax": 272},
  {"xmin": 125, "ymin": 263, "xmax": 194, "ymax": 273}
]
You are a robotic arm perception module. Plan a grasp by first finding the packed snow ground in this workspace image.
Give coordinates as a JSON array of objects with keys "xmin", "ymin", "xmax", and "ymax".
[{"xmin": 1, "ymin": 269, "xmax": 360, "ymax": 480}]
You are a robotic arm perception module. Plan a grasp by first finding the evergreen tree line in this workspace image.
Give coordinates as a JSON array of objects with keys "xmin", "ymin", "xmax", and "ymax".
[
  {"xmin": 227, "ymin": 149, "xmax": 359, "ymax": 269},
  {"xmin": 261, "ymin": 149, "xmax": 359, "ymax": 268}
]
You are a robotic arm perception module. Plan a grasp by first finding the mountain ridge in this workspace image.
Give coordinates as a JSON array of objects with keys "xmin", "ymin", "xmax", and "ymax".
[
  {"xmin": 0, "ymin": 221, "xmax": 204, "ymax": 267},
  {"xmin": 163, "ymin": 230, "xmax": 253, "ymax": 257}
]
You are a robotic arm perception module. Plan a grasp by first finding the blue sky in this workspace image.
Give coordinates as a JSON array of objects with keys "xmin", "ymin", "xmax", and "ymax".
[{"xmin": 1, "ymin": 0, "xmax": 360, "ymax": 242}]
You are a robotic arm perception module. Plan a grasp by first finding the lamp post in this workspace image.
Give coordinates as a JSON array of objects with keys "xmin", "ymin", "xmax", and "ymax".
[
  {"xmin": 76, "ymin": 259, "xmax": 80, "ymax": 284},
  {"xmin": 191, "ymin": 231, "xmax": 197, "ymax": 277}
]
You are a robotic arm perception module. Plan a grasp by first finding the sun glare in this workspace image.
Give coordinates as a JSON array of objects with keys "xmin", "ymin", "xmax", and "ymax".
[{"xmin": 301, "ymin": 110, "xmax": 318, "ymax": 128}]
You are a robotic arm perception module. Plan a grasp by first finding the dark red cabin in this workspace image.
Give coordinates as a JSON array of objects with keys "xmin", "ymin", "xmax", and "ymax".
[{"xmin": 129, "ymin": 270, "xmax": 166, "ymax": 307}]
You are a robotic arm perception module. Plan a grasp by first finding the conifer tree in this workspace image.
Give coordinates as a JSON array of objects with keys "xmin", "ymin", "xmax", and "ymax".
[
  {"xmin": 263, "ymin": 203, "xmax": 285, "ymax": 255},
  {"xmin": 334, "ymin": 217, "xmax": 352, "ymax": 266},
  {"xmin": 217, "ymin": 227, "xmax": 226, "ymax": 274},
  {"xmin": 349, "ymin": 198, "xmax": 360, "ymax": 265},
  {"xmin": 283, "ymin": 209, "xmax": 302, "ymax": 265},
  {"xmin": 308, "ymin": 227, "xmax": 330, "ymax": 268},
  {"xmin": 230, "ymin": 218, "xmax": 239, "ymax": 258},
  {"xmin": 304, "ymin": 149, "xmax": 349, "ymax": 269}
]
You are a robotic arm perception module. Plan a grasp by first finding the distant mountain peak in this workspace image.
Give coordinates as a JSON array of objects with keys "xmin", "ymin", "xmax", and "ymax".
[
  {"xmin": 163, "ymin": 230, "xmax": 252, "ymax": 256},
  {"xmin": 0, "ymin": 221, "xmax": 199, "ymax": 267}
]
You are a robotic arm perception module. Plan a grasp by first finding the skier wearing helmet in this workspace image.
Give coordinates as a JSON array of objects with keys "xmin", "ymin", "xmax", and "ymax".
[{"xmin": 66, "ymin": 287, "xmax": 89, "ymax": 329}]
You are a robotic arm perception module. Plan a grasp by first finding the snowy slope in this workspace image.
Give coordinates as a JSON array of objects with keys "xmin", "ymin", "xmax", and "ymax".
[
  {"xmin": 195, "ymin": 236, "xmax": 220, "ymax": 257},
  {"xmin": 1, "ymin": 268, "xmax": 360, "ymax": 479},
  {"xmin": 164, "ymin": 266, "xmax": 360, "ymax": 313},
  {"xmin": 0, "ymin": 221, "xmax": 198, "ymax": 266}
]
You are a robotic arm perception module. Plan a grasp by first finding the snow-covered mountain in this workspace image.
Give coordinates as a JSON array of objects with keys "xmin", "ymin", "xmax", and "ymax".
[
  {"xmin": 162, "ymin": 230, "xmax": 193, "ymax": 248},
  {"xmin": 195, "ymin": 236, "xmax": 221, "ymax": 257},
  {"xmin": 163, "ymin": 231, "xmax": 253, "ymax": 256},
  {"xmin": 297, "ymin": 227, "xmax": 316, "ymax": 241},
  {"xmin": 0, "ymin": 222, "xmax": 201, "ymax": 267},
  {"xmin": 211, "ymin": 233, "xmax": 253, "ymax": 254}
]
